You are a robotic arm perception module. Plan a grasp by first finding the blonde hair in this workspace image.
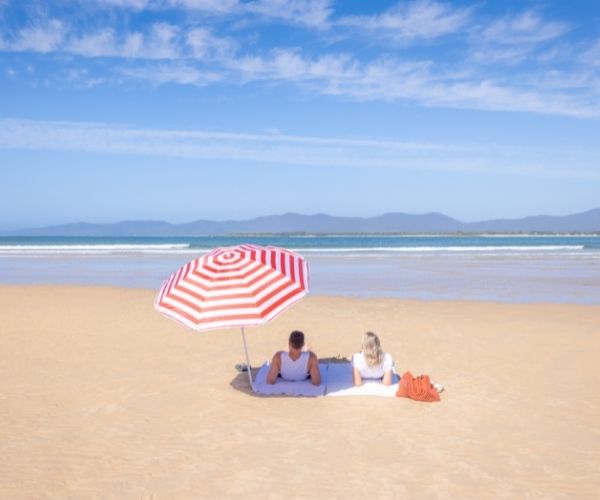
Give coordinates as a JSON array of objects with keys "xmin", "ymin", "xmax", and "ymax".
[{"xmin": 362, "ymin": 331, "xmax": 384, "ymax": 367}]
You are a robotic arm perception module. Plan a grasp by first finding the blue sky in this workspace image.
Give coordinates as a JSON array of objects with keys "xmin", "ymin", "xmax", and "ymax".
[{"xmin": 0, "ymin": 0, "xmax": 599, "ymax": 230}]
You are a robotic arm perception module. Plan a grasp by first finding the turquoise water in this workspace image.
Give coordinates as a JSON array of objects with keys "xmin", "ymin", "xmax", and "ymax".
[
  {"xmin": 0, "ymin": 234, "xmax": 599, "ymax": 254},
  {"xmin": 1, "ymin": 235, "xmax": 599, "ymax": 303}
]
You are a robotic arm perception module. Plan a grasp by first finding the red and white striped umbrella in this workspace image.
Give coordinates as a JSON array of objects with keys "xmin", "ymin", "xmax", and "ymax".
[{"xmin": 154, "ymin": 244, "xmax": 309, "ymax": 386}]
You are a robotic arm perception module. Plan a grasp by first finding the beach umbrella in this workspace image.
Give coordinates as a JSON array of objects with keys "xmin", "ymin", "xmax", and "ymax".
[{"xmin": 154, "ymin": 244, "xmax": 309, "ymax": 388}]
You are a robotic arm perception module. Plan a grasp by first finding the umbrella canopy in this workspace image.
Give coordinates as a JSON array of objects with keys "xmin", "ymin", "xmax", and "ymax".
[{"xmin": 154, "ymin": 244, "xmax": 309, "ymax": 386}]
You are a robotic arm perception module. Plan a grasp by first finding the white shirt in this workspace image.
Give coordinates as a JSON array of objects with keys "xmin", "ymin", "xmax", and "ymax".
[
  {"xmin": 352, "ymin": 352, "xmax": 393, "ymax": 379},
  {"xmin": 280, "ymin": 351, "xmax": 310, "ymax": 381}
]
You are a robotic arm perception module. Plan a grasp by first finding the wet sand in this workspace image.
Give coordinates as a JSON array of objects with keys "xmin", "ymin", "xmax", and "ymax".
[
  {"xmin": 2, "ymin": 249, "xmax": 600, "ymax": 303},
  {"xmin": 1, "ymin": 285, "xmax": 599, "ymax": 498}
]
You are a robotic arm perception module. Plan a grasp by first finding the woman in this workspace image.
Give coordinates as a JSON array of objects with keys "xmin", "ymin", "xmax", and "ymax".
[{"xmin": 352, "ymin": 331, "xmax": 394, "ymax": 386}]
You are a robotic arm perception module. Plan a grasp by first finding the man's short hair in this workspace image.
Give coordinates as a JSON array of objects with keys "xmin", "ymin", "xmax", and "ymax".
[{"xmin": 289, "ymin": 330, "xmax": 305, "ymax": 350}]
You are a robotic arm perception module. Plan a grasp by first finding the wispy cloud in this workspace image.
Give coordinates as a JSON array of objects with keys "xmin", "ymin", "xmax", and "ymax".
[
  {"xmin": 193, "ymin": 49, "xmax": 599, "ymax": 118},
  {"xmin": 166, "ymin": 0, "xmax": 240, "ymax": 15},
  {"xmin": 1, "ymin": 2, "xmax": 598, "ymax": 119},
  {"xmin": 581, "ymin": 39, "xmax": 600, "ymax": 67},
  {"xmin": 1, "ymin": 118, "xmax": 598, "ymax": 179},
  {"xmin": 9, "ymin": 19, "xmax": 66, "ymax": 53},
  {"xmin": 66, "ymin": 28, "xmax": 120, "ymax": 57},
  {"xmin": 246, "ymin": 0, "xmax": 333, "ymax": 29},
  {"xmin": 226, "ymin": 49, "xmax": 359, "ymax": 83},
  {"xmin": 339, "ymin": 0, "xmax": 472, "ymax": 42},
  {"xmin": 480, "ymin": 10, "xmax": 570, "ymax": 45},
  {"xmin": 63, "ymin": 68, "xmax": 105, "ymax": 88},
  {"xmin": 84, "ymin": 43, "xmax": 599, "ymax": 118},
  {"xmin": 186, "ymin": 27, "xmax": 237, "ymax": 59},
  {"xmin": 94, "ymin": 0, "xmax": 152, "ymax": 8},
  {"xmin": 15, "ymin": 21, "xmax": 233, "ymax": 61},
  {"xmin": 92, "ymin": 0, "xmax": 333, "ymax": 28},
  {"xmin": 470, "ymin": 10, "xmax": 571, "ymax": 65},
  {"xmin": 120, "ymin": 62, "xmax": 222, "ymax": 85}
]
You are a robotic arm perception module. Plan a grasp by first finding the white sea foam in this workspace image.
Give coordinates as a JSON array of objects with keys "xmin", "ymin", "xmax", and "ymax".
[
  {"xmin": 0, "ymin": 243, "xmax": 590, "ymax": 257},
  {"xmin": 0, "ymin": 244, "xmax": 196, "ymax": 255},
  {"xmin": 298, "ymin": 245, "xmax": 586, "ymax": 252}
]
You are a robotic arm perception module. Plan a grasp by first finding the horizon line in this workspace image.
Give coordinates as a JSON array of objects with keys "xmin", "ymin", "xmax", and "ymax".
[{"xmin": 3, "ymin": 206, "xmax": 599, "ymax": 234}]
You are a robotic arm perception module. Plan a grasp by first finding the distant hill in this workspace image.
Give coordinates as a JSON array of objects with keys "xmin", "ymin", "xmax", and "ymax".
[
  {"xmin": 5, "ymin": 208, "xmax": 600, "ymax": 236},
  {"xmin": 465, "ymin": 208, "xmax": 600, "ymax": 233}
]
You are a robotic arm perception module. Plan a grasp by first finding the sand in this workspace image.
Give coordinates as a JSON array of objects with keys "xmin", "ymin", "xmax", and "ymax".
[{"xmin": 1, "ymin": 285, "xmax": 599, "ymax": 499}]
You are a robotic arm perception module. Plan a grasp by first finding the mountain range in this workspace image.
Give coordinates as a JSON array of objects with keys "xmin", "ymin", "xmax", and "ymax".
[{"xmin": 5, "ymin": 208, "xmax": 600, "ymax": 236}]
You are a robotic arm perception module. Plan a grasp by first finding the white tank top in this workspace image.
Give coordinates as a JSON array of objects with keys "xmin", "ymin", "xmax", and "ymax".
[{"xmin": 280, "ymin": 351, "xmax": 310, "ymax": 381}]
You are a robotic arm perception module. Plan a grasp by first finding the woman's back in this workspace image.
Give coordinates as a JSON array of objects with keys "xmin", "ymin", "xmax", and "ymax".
[{"xmin": 352, "ymin": 352, "xmax": 393, "ymax": 380}]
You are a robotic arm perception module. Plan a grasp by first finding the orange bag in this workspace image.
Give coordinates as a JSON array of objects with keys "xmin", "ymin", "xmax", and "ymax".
[{"xmin": 396, "ymin": 371, "xmax": 440, "ymax": 402}]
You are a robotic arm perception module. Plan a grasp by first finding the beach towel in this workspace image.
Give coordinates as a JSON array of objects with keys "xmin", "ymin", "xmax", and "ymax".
[
  {"xmin": 252, "ymin": 362, "xmax": 328, "ymax": 396},
  {"xmin": 396, "ymin": 371, "xmax": 440, "ymax": 402},
  {"xmin": 325, "ymin": 362, "xmax": 399, "ymax": 397},
  {"xmin": 251, "ymin": 362, "xmax": 399, "ymax": 397}
]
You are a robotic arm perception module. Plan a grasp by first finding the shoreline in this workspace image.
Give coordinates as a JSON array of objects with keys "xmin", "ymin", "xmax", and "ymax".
[
  {"xmin": 4, "ymin": 232, "xmax": 600, "ymax": 236},
  {"xmin": 2, "ymin": 247, "xmax": 599, "ymax": 304},
  {"xmin": 1, "ymin": 285, "xmax": 599, "ymax": 498},
  {"xmin": 3, "ymin": 282, "xmax": 600, "ymax": 308}
]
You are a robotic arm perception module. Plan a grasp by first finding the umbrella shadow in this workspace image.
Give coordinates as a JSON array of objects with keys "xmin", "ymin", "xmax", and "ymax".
[
  {"xmin": 229, "ymin": 366, "xmax": 264, "ymax": 397},
  {"xmin": 229, "ymin": 355, "xmax": 351, "ymax": 398},
  {"xmin": 320, "ymin": 355, "xmax": 350, "ymax": 364}
]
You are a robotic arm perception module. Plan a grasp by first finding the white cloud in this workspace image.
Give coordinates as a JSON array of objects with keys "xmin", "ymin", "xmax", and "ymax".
[
  {"xmin": 145, "ymin": 22, "xmax": 179, "ymax": 58},
  {"xmin": 93, "ymin": 0, "xmax": 333, "ymax": 28},
  {"xmin": 469, "ymin": 45, "xmax": 538, "ymax": 65},
  {"xmin": 361, "ymin": 66, "xmax": 597, "ymax": 118},
  {"xmin": 66, "ymin": 28, "xmax": 147, "ymax": 59},
  {"xmin": 47, "ymin": 23, "xmax": 237, "ymax": 61},
  {"xmin": 468, "ymin": 11, "xmax": 572, "ymax": 67},
  {"xmin": 120, "ymin": 62, "xmax": 222, "ymax": 85},
  {"xmin": 228, "ymin": 49, "xmax": 358, "ymax": 83},
  {"xmin": 94, "ymin": 0, "xmax": 152, "ymax": 9},
  {"xmin": 247, "ymin": 0, "xmax": 333, "ymax": 29},
  {"xmin": 339, "ymin": 0, "xmax": 471, "ymax": 42},
  {"xmin": 165, "ymin": 0, "xmax": 333, "ymax": 28},
  {"xmin": 1, "ymin": 3, "xmax": 597, "ymax": 120},
  {"xmin": 166, "ymin": 0, "xmax": 239, "ymax": 14},
  {"xmin": 581, "ymin": 39, "xmax": 600, "ymax": 67},
  {"xmin": 63, "ymin": 68, "xmax": 105, "ymax": 88},
  {"xmin": 480, "ymin": 11, "xmax": 569, "ymax": 45},
  {"xmin": 93, "ymin": 0, "xmax": 333, "ymax": 29},
  {"xmin": 67, "ymin": 29, "xmax": 119, "ymax": 57},
  {"xmin": 122, "ymin": 32, "xmax": 145, "ymax": 57},
  {"xmin": 186, "ymin": 28, "xmax": 237, "ymax": 59},
  {"xmin": 207, "ymin": 50, "xmax": 600, "ymax": 119},
  {"xmin": 10, "ymin": 19, "xmax": 66, "ymax": 53},
  {"xmin": 106, "ymin": 44, "xmax": 600, "ymax": 119},
  {"xmin": 66, "ymin": 23, "xmax": 183, "ymax": 59},
  {"xmin": 1, "ymin": 118, "xmax": 598, "ymax": 179}
]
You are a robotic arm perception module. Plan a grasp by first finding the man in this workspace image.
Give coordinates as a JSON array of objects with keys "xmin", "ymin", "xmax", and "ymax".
[{"xmin": 266, "ymin": 330, "xmax": 321, "ymax": 386}]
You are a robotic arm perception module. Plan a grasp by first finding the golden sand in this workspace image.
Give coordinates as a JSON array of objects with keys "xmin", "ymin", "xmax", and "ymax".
[{"xmin": 1, "ymin": 285, "xmax": 599, "ymax": 498}]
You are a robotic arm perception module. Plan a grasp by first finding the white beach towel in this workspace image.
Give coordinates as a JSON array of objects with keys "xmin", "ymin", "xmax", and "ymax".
[
  {"xmin": 325, "ymin": 362, "xmax": 399, "ymax": 398},
  {"xmin": 251, "ymin": 362, "xmax": 399, "ymax": 397},
  {"xmin": 252, "ymin": 362, "xmax": 328, "ymax": 397}
]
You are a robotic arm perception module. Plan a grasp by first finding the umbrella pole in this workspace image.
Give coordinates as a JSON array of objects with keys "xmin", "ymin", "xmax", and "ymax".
[{"xmin": 240, "ymin": 327, "xmax": 253, "ymax": 389}]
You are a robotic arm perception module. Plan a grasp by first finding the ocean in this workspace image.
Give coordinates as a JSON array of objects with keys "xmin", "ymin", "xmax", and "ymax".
[{"xmin": 1, "ymin": 235, "xmax": 599, "ymax": 304}]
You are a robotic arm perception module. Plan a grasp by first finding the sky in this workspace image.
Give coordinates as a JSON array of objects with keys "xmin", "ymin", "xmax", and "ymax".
[{"xmin": 0, "ymin": 0, "xmax": 599, "ymax": 231}]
